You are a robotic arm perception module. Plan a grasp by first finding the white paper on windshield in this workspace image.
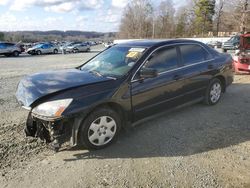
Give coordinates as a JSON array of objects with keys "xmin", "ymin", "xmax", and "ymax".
[{"xmin": 129, "ymin": 48, "xmax": 146, "ymax": 52}]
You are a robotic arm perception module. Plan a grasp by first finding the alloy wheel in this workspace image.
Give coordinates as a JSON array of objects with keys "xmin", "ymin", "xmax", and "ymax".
[{"xmin": 210, "ymin": 82, "xmax": 222, "ymax": 104}]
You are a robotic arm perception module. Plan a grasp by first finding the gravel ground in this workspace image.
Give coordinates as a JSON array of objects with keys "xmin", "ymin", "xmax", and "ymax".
[{"xmin": 0, "ymin": 46, "xmax": 250, "ymax": 188}]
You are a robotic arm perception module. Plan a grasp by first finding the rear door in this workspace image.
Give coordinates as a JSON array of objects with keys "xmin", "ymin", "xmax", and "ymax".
[
  {"xmin": 131, "ymin": 45, "xmax": 186, "ymax": 121},
  {"xmin": 178, "ymin": 44, "xmax": 214, "ymax": 101}
]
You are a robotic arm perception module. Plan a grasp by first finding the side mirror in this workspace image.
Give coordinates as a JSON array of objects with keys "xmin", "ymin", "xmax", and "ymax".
[{"xmin": 139, "ymin": 68, "xmax": 158, "ymax": 79}]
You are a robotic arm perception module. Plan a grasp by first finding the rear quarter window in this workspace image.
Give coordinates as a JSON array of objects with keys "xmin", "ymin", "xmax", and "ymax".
[{"xmin": 180, "ymin": 44, "xmax": 211, "ymax": 65}]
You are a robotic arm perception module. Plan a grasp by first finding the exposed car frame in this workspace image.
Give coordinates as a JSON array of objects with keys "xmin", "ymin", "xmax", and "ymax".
[{"xmin": 233, "ymin": 33, "xmax": 250, "ymax": 73}]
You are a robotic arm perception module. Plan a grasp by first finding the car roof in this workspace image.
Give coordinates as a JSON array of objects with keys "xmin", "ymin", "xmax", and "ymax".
[{"xmin": 115, "ymin": 39, "xmax": 205, "ymax": 48}]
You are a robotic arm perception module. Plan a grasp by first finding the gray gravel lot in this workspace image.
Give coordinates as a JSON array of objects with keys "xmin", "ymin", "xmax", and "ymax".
[{"xmin": 0, "ymin": 46, "xmax": 250, "ymax": 188}]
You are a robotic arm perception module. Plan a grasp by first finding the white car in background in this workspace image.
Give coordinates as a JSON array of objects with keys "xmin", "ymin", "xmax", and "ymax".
[
  {"xmin": 27, "ymin": 43, "xmax": 59, "ymax": 55},
  {"xmin": 104, "ymin": 42, "xmax": 114, "ymax": 48},
  {"xmin": 65, "ymin": 43, "xmax": 91, "ymax": 53}
]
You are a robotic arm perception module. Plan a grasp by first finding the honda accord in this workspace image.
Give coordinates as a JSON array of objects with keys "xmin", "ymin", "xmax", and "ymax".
[{"xmin": 16, "ymin": 39, "xmax": 234, "ymax": 151}]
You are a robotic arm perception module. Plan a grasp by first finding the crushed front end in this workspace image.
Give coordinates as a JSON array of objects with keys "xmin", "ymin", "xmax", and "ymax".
[{"xmin": 25, "ymin": 113, "xmax": 74, "ymax": 152}]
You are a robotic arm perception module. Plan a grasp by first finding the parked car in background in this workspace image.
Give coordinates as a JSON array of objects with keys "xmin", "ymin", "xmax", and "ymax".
[
  {"xmin": 222, "ymin": 35, "xmax": 240, "ymax": 52},
  {"xmin": 206, "ymin": 41, "xmax": 222, "ymax": 48},
  {"xmin": 65, "ymin": 43, "xmax": 90, "ymax": 53},
  {"xmin": 233, "ymin": 33, "xmax": 250, "ymax": 73},
  {"xmin": 27, "ymin": 43, "xmax": 59, "ymax": 55},
  {"xmin": 16, "ymin": 39, "xmax": 234, "ymax": 151},
  {"xmin": 104, "ymin": 41, "xmax": 114, "ymax": 48},
  {"xmin": 0, "ymin": 42, "xmax": 22, "ymax": 57},
  {"xmin": 60, "ymin": 42, "xmax": 81, "ymax": 53}
]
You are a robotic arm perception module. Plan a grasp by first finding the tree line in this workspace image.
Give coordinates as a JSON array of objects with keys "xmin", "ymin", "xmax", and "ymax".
[
  {"xmin": 0, "ymin": 31, "xmax": 116, "ymax": 43},
  {"xmin": 118, "ymin": 0, "xmax": 250, "ymax": 39}
]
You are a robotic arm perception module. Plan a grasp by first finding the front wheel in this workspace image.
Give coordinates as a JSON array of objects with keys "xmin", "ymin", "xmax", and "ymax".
[
  {"xmin": 36, "ymin": 50, "xmax": 42, "ymax": 55},
  {"xmin": 73, "ymin": 49, "xmax": 79, "ymax": 53},
  {"xmin": 79, "ymin": 108, "xmax": 121, "ymax": 150},
  {"xmin": 13, "ymin": 51, "xmax": 20, "ymax": 57},
  {"xmin": 204, "ymin": 78, "xmax": 223, "ymax": 105},
  {"xmin": 54, "ymin": 49, "xmax": 58, "ymax": 54}
]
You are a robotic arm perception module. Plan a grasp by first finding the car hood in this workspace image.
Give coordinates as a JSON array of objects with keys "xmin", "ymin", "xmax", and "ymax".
[
  {"xmin": 16, "ymin": 69, "xmax": 113, "ymax": 107},
  {"xmin": 27, "ymin": 47, "xmax": 39, "ymax": 51}
]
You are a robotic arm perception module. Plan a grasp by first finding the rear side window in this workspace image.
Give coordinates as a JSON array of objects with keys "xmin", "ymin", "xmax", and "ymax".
[
  {"xmin": 180, "ymin": 44, "xmax": 210, "ymax": 65},
  {"xmin": 145, "ymin": 46, "xmax": 178, "ymax": 73}
]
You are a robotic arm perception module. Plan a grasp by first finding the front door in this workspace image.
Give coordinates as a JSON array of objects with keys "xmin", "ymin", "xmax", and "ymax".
[{"xmin": 131, "ymin": 45, "xmax": 185, "ymax": 121}]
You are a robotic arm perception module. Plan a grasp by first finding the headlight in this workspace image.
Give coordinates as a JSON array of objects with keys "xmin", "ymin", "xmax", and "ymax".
[{"xmin": 32, "ymin": 99, "xmax": 73, "ymax": 118}]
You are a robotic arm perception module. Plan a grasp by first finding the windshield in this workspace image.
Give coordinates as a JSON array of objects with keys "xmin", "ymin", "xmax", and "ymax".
[
  {"xmin": 34, "ymin": 44, "xmax": 43, "ymax": 48},
  {"xmin": 80, "ymin": 46, "xmax": 146, "ymax": 78},
  {"xmin": 229, "ymin": 36, "xmax": 240, "ymax": 42}
]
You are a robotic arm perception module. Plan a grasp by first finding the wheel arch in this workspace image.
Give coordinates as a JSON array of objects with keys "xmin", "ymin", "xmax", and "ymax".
[
  {"xmin": 74, "ymin": 101, "xmax": 127, "ymax": 146},
  {"xmin": 86, "ymin": 102, "xmax": 126, "ymax": 126}
]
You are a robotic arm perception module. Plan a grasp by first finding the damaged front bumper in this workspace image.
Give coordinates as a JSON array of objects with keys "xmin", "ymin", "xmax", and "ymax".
[{"xmin": 25, "ymin": 113, "xmax": 79, "ymax": 152}]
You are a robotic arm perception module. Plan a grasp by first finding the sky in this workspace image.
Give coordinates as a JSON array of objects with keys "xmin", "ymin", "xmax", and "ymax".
[{"xmin": 0, "ymin": 0, "xmax": 183, "ymax": 32}]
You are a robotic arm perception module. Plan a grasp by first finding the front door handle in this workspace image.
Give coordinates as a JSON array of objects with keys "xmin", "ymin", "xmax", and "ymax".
[
  {"xmin": 208, "ymin": 64, "xmax": 214, "ymax": 69},
  {"xmin": 173, "ymin": 75, "xmax": 182, "ymax": 80}
]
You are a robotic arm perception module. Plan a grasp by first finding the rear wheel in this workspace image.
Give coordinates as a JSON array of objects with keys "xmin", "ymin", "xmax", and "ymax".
[
  {"xmin": 4, "ymin": 53, "xmax": 11, "ymax": 57},
  {"xmin": 79, "ymin": 108, "xmax": 121, "ymax": 150},
  {"xmin": 204, "ymin": 78, "xmax": 223, "ymax": 105}
]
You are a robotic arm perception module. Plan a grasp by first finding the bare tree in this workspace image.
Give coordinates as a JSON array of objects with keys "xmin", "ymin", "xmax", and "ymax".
[
  {"xmin": 118, "ymin": 0, "xmax": 153, "ymax": 39},
  {"xmin": 240, "ymin": 0, "xmax": 249, "ymax": 33},
  {"xmin": 154, "ymin": 0, "xmax": 175, "ymax": 38},
  {"xmin": 214, "ymin": 0, "xmax": 224, "ymax": 36}
]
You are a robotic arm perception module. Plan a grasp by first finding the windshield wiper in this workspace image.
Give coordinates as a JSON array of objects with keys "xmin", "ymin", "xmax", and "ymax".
[{"xmin": 89, "ymin": 70, "xmax": 103, "ymax": 77}]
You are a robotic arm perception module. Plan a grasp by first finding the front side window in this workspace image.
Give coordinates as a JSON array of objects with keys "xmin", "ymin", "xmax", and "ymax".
[
  {"xmin": 145, "ymin": 46, "xmax": 178, "ymax": 73},
  {"xmin": 5, "ymin": 43, "xmax": 14, "ymax": 47},
  {"xmin": 80, "ymin": 46, "xmax": 146, "ymax": 78},
  {"xmin": 180, "ymin": 44, "xmax": 210, "ymax": 65},
  {"xmin": 34, "ymin": 44, "xmax": 43, "ymax": 48}
]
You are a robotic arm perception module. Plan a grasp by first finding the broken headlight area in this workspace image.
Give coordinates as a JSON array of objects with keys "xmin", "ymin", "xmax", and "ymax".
[{"xmin": 25, "ymin": 113, "xmax": 73, "ymax": 152}]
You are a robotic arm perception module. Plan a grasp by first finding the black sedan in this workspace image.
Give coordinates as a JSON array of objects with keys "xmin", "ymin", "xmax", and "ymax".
[{"xmin": 16, "ymin": 39, "xmax": 234, "ymax": 151}]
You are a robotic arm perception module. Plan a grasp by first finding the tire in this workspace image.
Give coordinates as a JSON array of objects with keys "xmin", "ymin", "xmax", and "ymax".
[
  {"xmin": 204, "ymin": 78, "xmax": 223, "ymax": 105},
  {"xmin": 36, "ymin": 50, "xmax": 42, "ymax": 55},
  {"xmin": 222, "ymin": 49, "xmax": 227, "ymax": 53},
  {"xmin": 54, "ymin": 49, "xmax": 58, "ymax": 54},
  {"xmin": 86, "ymin": 48, "xmax": 90, "ymax": 52},
  {"xmin": 79, "ymin": 108, "xmax": 121, "ymax": 150},
  {"xmin": 73, "ymin": 49, "xmax": 79, "ymax": 53},
  {"xmin": 13, "ymin": 51, "xmax": 20, "ymax": 57},
  {"xmin": 4, "ymin": 53, "xmax": 11, "ymax": 57}
]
